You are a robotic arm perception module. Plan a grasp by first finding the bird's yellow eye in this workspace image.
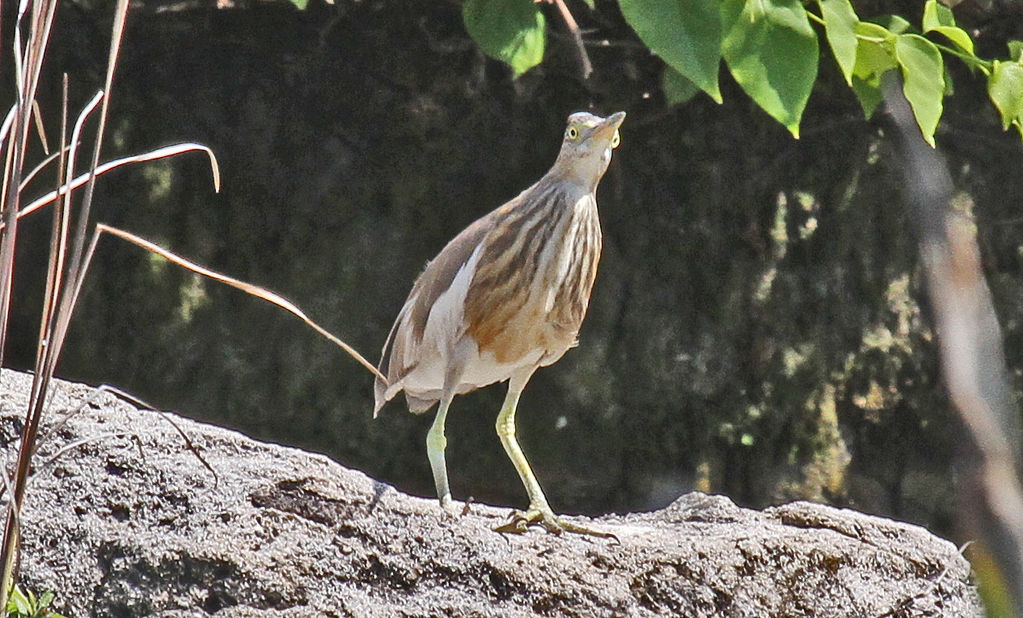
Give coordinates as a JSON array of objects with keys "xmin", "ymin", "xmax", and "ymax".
[
  {"xmin": 567, "ymin": 126, "xmax": 579, "ymax": 140},
  {"xmin": 610, "ymin": 130, "xmax": 621, "ymax": 149}
]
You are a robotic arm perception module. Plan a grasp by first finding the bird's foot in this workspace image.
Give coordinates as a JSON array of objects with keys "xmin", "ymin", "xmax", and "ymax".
[{"xmin": 494, "ymin": 506, "xmax": 617, "ymax": 540}]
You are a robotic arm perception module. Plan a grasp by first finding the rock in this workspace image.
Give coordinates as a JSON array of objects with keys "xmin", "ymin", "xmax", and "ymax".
[{"xmin": 0, "ymin": 370, "xmax": 981, "ymax": 617}]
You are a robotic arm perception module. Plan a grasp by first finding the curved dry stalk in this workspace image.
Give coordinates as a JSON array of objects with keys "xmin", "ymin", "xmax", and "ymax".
[
  {"xmin": 7, "ymin": 142, "xmax": 221, "ymax": 229},
  {"xmin": 0, "ymin": 0, "xmax": 67, "ymax": 603},
  {"xmin": 64, "ymin": 0, "xmax": 128, "ymax": 293},
  {"xmin": 85, "ymin": 384, "xmax": 219, "ymax": 489},
  {"xmin": 0, "ymin": 107, "xmax": 17, "ymax": 150},
  {"xmin": 31, "ymin": 100, "xmax": 49, "ymax": 155},
  {"xmin": 18, "ymin": 141, "xmax": 77, "ymax": 193},
  {"xmin": 35, "ymin": 432, "xmax": 128, "ymax": 475},
  {"xmin": 61, "ymin": 90, "xmax": 104, "ymax": 213},
  {"xmin": 0, "ymin": 0, "xmax": 125, "ymax": 604},
  {"xmin": 94, "ymin": 224, "xmax": 387, "ymax": 384}
]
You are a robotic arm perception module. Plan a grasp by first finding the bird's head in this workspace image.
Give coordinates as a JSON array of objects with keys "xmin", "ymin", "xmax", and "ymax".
[{"xmin": 550, "ymin": 111, "xmax": 626, "ymax": 191}]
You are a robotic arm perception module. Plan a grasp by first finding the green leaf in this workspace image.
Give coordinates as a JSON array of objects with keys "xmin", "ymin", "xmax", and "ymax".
[
  {"xmin": 869, "ymin": 14, "xmax": 913, "ymax": 36},
  {"xmin": 851, "ymin": 75, "xmax": 884, "ymax": 118},
  {"xmin": 286, "ymin": 0, "xmax": 308, "ymax": 9},
  {"xmin": 37, "ymin": 590, "xmax": 55, "ymax": 610},
  {"xmin": 922, "ymin": 0, "xmax": 974, "ymax": 54},
  {"xmin": 580, "ymin": 0, "xmax": 594, "ymax": 8},
  {"xmin": 721, "ymin": 0, "xmax": 819, "ymax": 138},
  {"xmin": 463, "ymin": 0, "xmax": 546, "ymax": 77},
  {"xmin": 895, "ymin": 34, "xmax": 944, "ymax": 146},
  {"xmin": 8, "ymin": 585, "xmax": 30, "ymax": 615},
  {"xmin": 926, "ymin": 25, "xmax": 974, "ymax": 55},
  {"xmin": 922, "ymin": 0, "xmax": 955, "ymax": 29},
  {"xmin": 818, "ymin": 0, "xmax": 859, "ymax": 86},
  {"xmin": 663, "ymin": 67, "xmax": 701, "ymax": 106},
  {"xmin": 852, "ymin": 22, "xmax": 896, "ymax": 82},
  {"xmin": 849, "ymin": 23, "xmax": 897, "ymax": 119},
  {"xmin": 988, "ymin": 60, "xmax": 1023, "ymax": 131},
  {"xmin": 620, "ymin": 0, "xmax": 722, "ymax": 102},
  {"xmin": 875, "ymin": 14, "xmax": 914, "ymax": 35},
  {"xmin": 855, "ymin": 21, "xmax": 894, "ymax": 44},
  {"xmin": 1008, "ymin": 40, "xmax": 1023, "ymax": 62}
]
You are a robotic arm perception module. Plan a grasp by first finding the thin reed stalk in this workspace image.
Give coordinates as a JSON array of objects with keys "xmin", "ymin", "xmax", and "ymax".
[{"xmin": 0, "ymin": 1, "xmax": 381, "ymax": 606}]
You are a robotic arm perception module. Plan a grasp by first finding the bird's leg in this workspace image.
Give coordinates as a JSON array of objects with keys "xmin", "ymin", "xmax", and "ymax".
[
  {"xmin": 426, "ymin": 390, "xmax": 458, "ymax": 515},
  {"xmin": 494, "ymin": 382, "xmax": 552, "ymax": 514},
  {"xmin": 493, "ymin": 369, "xmax": 614, "ymax": 538}
]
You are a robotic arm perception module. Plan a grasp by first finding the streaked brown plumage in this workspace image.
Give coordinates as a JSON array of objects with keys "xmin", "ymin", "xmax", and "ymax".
[{"xmin": 375, "ymin": 111, "xmax": 625, "ymax": 535}]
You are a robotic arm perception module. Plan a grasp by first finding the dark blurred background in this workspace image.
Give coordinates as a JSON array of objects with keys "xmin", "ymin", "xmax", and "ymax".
[{"xmin": 6, "ymin": 0, "xmax": 1023, "ymax": 541}]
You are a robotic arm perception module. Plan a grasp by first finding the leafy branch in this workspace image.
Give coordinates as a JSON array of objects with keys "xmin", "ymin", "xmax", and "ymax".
[
  {"xmin": 444, "ymin": 0, "xmax": 1023, "ymax": 145},
  {"xmin": 625, "ymin": 0, "xmax": 1022, "ymax": 144}
]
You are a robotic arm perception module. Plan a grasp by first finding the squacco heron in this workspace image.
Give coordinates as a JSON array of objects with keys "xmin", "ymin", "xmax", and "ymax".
[{"xmin": 374, "ymin": 111, "xmax": 625, "ymax": 536}]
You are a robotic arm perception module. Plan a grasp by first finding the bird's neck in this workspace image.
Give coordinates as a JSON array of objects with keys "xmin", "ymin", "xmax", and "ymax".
[
  {"xmin": 544, "ymin": 168, "xmax": 603, "ymax": 196},
  {"xmin": 547, "ymin": 151, "xmax": 612, "ymax": 194}
]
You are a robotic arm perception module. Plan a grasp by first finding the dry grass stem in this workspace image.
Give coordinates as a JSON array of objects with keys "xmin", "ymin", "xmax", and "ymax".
[
  {"xmin": 94, "ymin": 224, "xmax": 386, "ymax": 383},
  {"xmin": 9, "ymin": 143, "xmax": 220, "ymax": 228}
]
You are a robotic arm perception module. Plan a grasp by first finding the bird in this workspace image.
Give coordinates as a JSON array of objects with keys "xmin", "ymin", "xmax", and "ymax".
[{"xmin": 374, "ymin": 111, "xmax": 625, "ymax": 536}]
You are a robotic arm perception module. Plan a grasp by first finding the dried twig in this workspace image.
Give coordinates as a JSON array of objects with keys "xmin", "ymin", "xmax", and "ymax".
[
  {"xmin": 92, "ymin": 224, "xmax": 386, "ymax": 383},
  {"xmin": 90, "ymin": 384, "xmax": 219, "ymax": 489},
  {"xmin": 9, "ymin": 142, "xmax": 220, "ymax": 227},
  {"xmin": 540, "ymin": 0, "xmax": 593, "ymax": 80},
  {"xmin": 0, "ymin": 0, "xmax": 65, "ymax": 602}
]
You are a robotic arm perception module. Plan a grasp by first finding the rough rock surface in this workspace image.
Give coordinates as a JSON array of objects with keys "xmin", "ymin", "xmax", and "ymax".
[{"xmin": 0, "ymin": 370, "xmax": 981, "ymax": 617}]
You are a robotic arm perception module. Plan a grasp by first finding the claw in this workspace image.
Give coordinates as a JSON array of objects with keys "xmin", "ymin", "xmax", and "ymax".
[{"xmin": 494, "ymin": 506, "xmax": 617, "ymax": 540}]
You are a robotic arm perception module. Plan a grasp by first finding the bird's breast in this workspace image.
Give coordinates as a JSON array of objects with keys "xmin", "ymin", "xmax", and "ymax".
[{"xmin": 464, "ymin": 192, "xmax": 602, "ymax": 366}]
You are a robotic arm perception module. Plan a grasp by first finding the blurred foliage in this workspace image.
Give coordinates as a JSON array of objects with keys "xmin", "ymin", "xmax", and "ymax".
[
  {"xmin": 5, "ymin": 0, "xmax": 1023, "ymax": 542},
  {"xmin": 5, "ymin": 586, "xmax": 62, "ymax": 618},
  {"xmin": 407, "ymin": 0, "xmax": 1023, "ymax": 143}
]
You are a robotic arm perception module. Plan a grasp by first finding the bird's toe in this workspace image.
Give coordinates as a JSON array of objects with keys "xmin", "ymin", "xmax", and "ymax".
[
  {"xmin": 494, "ymin": 507, "xmax": 615, "ymax": 539},
  {"xmin": 493, "ymin": 508, "xmax": 541, "ymax": 534}
]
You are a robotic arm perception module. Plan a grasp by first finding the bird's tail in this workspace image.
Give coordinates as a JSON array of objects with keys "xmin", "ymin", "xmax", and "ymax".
[{"xmin": 373, "ymin": 375, "xmax": 389, "ymax": 418}]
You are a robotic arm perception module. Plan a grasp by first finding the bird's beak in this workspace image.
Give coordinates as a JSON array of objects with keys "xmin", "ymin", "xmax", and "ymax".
[{"xmin": 594, "ymin": 111, "xmax": 626, "ymax": 147}]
